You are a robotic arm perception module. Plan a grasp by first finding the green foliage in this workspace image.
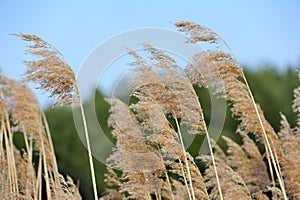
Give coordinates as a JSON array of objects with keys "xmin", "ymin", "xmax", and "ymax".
[{"xmin": 245, "ymin": 67, "xmax": 298, "ymax": 131}]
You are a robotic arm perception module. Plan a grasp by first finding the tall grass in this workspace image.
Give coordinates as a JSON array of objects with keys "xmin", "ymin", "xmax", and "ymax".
[
  {"xmin": 0, "ymin": 76, "xmax": 81, "ymax": 199},
  {"xmin": 0, "ymin": 21, "xmax": 300, "ymax": 200},
  {"xmin": 100, "ymin": 22, "xmax": 300, "ymax": 200},
  {"xmin": 15, "ymin": 33, "xmax": 98, "ymax": 200}
]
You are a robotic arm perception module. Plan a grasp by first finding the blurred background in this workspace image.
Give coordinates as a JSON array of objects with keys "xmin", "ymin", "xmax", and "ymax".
[{"xmin": 1, "ymin": 1, "xmax": 300, "ymax": 199}]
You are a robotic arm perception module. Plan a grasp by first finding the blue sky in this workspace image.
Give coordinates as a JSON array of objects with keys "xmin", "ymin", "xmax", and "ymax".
[{"xmin": 1, "ymin": 1, "xmax": 300, "ymax": 106}]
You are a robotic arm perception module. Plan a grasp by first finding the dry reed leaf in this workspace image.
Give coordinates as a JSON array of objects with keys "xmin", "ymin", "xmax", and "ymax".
[{"xmin": 14, "ymin": 33, "xmax": 80, "ymax": 107}]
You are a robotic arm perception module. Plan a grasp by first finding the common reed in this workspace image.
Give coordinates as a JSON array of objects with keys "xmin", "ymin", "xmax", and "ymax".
[
  {"xmin": 0, "ymin": 71, "xmax": 81, "ymax": 199},
  {"xmin": 14, "ymin": 33, "xmax": 98, "ymax": 200},
  {"xmin": 1, "ymin": 20, "xmax": 300, "ymax": 200},
  {"xmin": 101, "ymin": 21, "xmax": 300, "ymax": 200}
]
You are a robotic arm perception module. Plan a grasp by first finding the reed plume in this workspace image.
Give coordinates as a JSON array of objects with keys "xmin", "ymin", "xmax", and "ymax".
[
  {"xmin": 105, "ymin": 98, "xmax": 169, "ymax": 199},
  {"xmin": 15, "ymin": 33, "xmax": 97, "ymax": 199},
  {"xmin": 129, "ymin": 45, "xmax": 222, "ymax": 199},
  {"xmin": 102, "ymin": 45, "xmax": 214, "ymax": 198},
  {"xmin": 101, "ymin": 167, "xmax": 124, "ymax": 200},
  {"xmin": 278, "ymin": 114, "xmax": 300, "ymax": 199},
  {"xmin": 200, "ymin": 155, "xmax": 251, "ymax": 200},
  {"xmin": 175, "ymin": 21, "xmax": 287, "ymax": 199},
  {"xmin": 0, "ymin": 116, "xmax": 11, "ymax": 199},
  {"xmin": 3, "ymin": 20, "xmax": 299, "ymax": 200},
  {"xmin": 13, "ymin": 33, "xmax": 80, "ymax": 107},
  {"xmin": 13, "ymin": 147, "xmax": 36, "ymax": 199},
  {"xmin": 0, "ymin": 71, "xmax": 82, "ymax": 199},
  {"xmin": 222, "ymin": 134, "xmax": 270, "ymax": 193},
  {"xmin": 104, "ymin": 94, "xmax": 210, "ymax": 199}
]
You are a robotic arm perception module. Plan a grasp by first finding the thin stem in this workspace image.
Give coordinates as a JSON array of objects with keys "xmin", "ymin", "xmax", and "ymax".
[
  {"xmin": 174, "ymin": 115, "xmax": 195, "ymax": 200},
  {"xmin": 41, "ymin": 110, "xmax": 60, "ymax": 192},
  {"xmin": 188, "ymin": 81, "xmax": 223, "ymax": 200},
  {"xmin": 41, "ymin": 111, "xmax": 59, "ymax": 173},
  {"xmin": 178, "ymin": 158, "xmax": 192, "ymax": 200},
  {"xmin": 22, "ymin": 132, "xmax": 36, "ymax": 197},
  {"xmin": 242, "ymin": 72, "xmax": 287, "ymax": 200},
  {"xmin": 265, "ymin": 146, "xmax": 275, "ymax": 186},
  {"xmin": 35, "ymin": 150, "xmax": 42, "ymax": 200},
  {"xmin": 164, "ymin": 171, "xmax": 175, "ymax": 200},
  {"xmin": 1, "ymin": 94, "xmax": 19, "ymax": 194},
  {"xmin": 143, "ymin": 173, "xmax": 152, "ymax": 200},
  {"xmin": 3, "ymin": 128, "xmax": 13, "ymax": 194},
  {"xmin": 206, "ymin": 136, "xmax": 223, "ymax": 200},
  {"xmin": 273, "ymin": 149, "xmax": 284, "ymax": 183},
  {"xmin": 157, "ymin": 149, "xmax": 175, "ymax": 200},
  {"xmin": 79, "ymin": 100, "xmax": 98, "ymax": 200},
  {"xmin": 38, "ymin": 130, "xmax": 51, "ymax": 200}
]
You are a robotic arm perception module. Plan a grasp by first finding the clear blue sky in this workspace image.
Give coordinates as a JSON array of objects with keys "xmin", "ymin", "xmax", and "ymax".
[{"xmin": 1, "ymin": 1, "xmax": 300, "ymax": 105}]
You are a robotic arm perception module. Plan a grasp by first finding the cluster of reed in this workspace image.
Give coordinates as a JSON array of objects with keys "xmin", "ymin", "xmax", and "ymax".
[
  {"xmin": 100, "ymin": 22, "xmax": 300, "ymax": 200},
  {"xmin": 0, "ymin": 73, "xmax": 82, "ymax": 199},
  {"xmin": 1, "ymin": 21, "xmax": 299, "ymax": 200},
  {"xmin": 0, "ymin": 34, "xmax": 84, "ymax": 199}
]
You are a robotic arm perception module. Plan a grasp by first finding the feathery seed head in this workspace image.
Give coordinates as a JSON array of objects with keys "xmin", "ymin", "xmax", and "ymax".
[
  {"xmin": 175, "ymin": 21, "xmax": 220, "ymax": 44},
  {"xmin": 14, "ymin": 33, "xmax": 80, "ymax": 107}
]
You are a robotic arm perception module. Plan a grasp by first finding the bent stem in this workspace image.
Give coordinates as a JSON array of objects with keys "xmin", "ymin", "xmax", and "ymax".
[
  {"xmin": 190, "ymin": 87, "xmax": 223, "ymax": 200},
  {"xmin": 79, "ymin": 100, "xmax": 98, "ymax": 200},
  {"xmin": 242, "ymin": 72, "xmax": 287, "ymax": 200}
]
